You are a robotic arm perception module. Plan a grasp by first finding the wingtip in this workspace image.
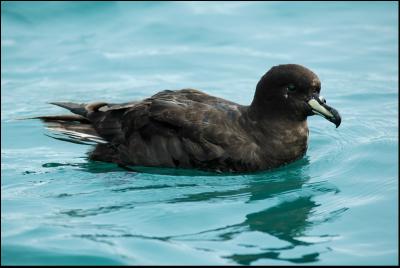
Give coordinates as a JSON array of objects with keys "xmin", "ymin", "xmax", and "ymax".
[
  {"xmin": 48, "ymin": 102, "xmax": 72, "ymax": 108},
  {"xmin": 47, "ymin": 101, "xmax": 88, "ymax": 117}
]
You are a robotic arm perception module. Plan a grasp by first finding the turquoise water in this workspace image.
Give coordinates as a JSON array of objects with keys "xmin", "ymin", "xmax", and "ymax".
[{"xmin": 1, "ymin": 1, "xmax": 398, "ymax": 265}]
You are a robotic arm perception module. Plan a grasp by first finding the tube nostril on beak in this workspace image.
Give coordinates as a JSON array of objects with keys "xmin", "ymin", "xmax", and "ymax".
[{"xmin": 319, "ymin": 96, "xmax": 326, "ymax": 104}]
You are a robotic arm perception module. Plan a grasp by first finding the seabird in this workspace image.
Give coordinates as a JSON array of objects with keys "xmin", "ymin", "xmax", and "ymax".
[{"xmin": 35, "ymin": 64, "xmax": 341, "ymax": 173}]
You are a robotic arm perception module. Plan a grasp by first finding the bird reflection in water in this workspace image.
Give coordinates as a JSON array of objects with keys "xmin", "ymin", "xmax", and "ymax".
[
  {"xmin": 43, "ymin": 157, "xmax": 346, "ymax": 265},
  {"xmin": 164, "ymin": 158, "xmax": 346, "ymax": 265}
]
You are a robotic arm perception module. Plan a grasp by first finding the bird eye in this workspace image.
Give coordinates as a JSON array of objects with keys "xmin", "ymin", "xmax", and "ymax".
[{"xmin": 287, "ymin": 84, "xmax": 296, "ymax": 92}]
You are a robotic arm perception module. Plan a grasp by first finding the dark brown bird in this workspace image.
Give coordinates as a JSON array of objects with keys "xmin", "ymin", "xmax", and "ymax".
[{"xmin": 35, "ymin": 64, "xmax": 341, "ymax": 173}]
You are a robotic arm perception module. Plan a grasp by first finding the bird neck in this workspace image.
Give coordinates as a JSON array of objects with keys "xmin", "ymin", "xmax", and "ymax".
[
  {"xmin": 245, "ymin": 108, "xmax": 309, "ymax": 165},
  {"xmin": 247, "ymin": 99, "xmax": 300, "ymax": 123}
]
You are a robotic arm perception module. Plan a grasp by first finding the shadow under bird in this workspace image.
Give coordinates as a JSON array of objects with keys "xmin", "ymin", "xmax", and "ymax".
[{"xmin": 34, "ymin": 64, "xmax": 341, "ymax": 173}]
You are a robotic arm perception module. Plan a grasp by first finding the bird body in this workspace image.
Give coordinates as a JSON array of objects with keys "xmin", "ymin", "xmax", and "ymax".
[{"xmin": 36, "ymin": 64, "xmax": 341, "ymax": 173}]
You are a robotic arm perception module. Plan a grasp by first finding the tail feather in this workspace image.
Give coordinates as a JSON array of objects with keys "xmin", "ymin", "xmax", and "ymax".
[
  {"xmin": 44, "ymin": 133, "xmax": 100, "ymax": 145},
  {"xmin": 33, "ymin": 114, "xmax": 90, "ymax": 123},
  {"xmin": 45, "ymin": 126, "xmax": 107, "ymax": 144},
  {"xmin": 29, "ymin": 101, "xmax": 110, "ymax": 145},
  {"xmin": 43, "ymin": 119, "xmax": 107, "ymax": 144},
  {"xmin": 32, "ymin": 113, "xmax": 107, "ymax": 145}
]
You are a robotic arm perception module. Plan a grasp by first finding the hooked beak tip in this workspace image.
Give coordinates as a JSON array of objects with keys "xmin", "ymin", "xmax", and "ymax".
[
  {"xmin": 334, "ymin": 115, "xmax": 341, "ymax": 128},
  {"xmin": 307, "ymin": 96, "xmax": 341, "ymax": 128},
  {"xmin": 335, "ymin": 119, "xmax": 341, "ymax": 128}
]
